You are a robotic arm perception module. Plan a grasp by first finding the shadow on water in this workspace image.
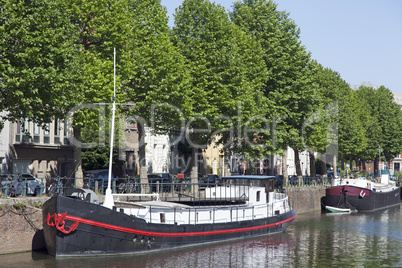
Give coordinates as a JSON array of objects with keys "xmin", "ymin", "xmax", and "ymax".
[{"xmin": 32, "ymin": 229, "xmax": 47, "ymax": 252}]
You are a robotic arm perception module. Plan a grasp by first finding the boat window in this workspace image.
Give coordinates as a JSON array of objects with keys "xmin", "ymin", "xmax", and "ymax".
[
  {"xmin": 256, "ymin": 191, "xmax": 261, "ymax": 202},
  {"xmin": 160, "ymin": 213, "xmax": 165, "ymax": 223},
  {"xmin": 225, "ymin": 178, "xmax": 248, "ymax": 185}
]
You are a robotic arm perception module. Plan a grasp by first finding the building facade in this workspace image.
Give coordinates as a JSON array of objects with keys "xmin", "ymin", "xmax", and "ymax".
[{"xmin": 7, "ymin": 119, "xmax": 74, "ymax": 178}]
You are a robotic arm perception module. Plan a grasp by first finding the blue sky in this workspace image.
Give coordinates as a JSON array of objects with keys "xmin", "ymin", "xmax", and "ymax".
[{"xmin": 161, "ymin": 0, "xmax": 402, "ymax": 93}]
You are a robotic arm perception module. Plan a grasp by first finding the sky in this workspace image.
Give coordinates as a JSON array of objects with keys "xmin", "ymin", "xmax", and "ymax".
[{"xmin": 161, "ymin": 0, "xmax": 402, "ymax": 94}]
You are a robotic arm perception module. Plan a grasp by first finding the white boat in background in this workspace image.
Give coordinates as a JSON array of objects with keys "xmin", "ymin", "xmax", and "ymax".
[
  {"xmin": 324, "ymin": 174, "xmax": 400, "ymax": 212},
  {"xmin": 325, "ymin": 205, "xmax": 352, "ymax": 213}
]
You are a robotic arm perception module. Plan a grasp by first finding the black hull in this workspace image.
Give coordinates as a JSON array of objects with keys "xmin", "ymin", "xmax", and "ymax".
[
  {"xmin": 324, "ymin": 185, "xmax": 400, "ymax": 212},
  {"xmin": 42, "ymin": 195, "xmax": 296, "ymax": 257}
]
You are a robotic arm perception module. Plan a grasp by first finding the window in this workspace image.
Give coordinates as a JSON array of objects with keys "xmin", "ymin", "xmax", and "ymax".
[
  {"xmin": 160, "ymin": 213, "xmax": 165, "ymax": 223},
  {"xmin": 256, "ymin": 191, "xmax": 261, "ymax": 202},
  {"xmin": 126, "ymin": 116, "xmax": 137, "ymax": 130},
  {"xmin": 15, "ymin": 121, "xmax": 21, "ymax": 143},
  {"xmin": 54, "ymin": 119, "xmax": 61, "ymax": 144},
  {"xmin": 34, "ymin": 124, "xmax": 40, "ymax": 143},
  {"xmin": 64, "ymin": 120, "xmax": 70, "ymax": 145},
  {"xmin": 126, "ymin": 151, "xmax": 135, "ymax": 171},
  {"xmin": 44, "ymin": 123, "xmax": 50, "ymax": 144},
  {"xmin": 22, "ymin": 119, "xmax": 30, "ymax": 143}
]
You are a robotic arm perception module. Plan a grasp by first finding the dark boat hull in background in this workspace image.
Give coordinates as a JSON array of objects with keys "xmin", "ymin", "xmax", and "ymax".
[
  {"xmin": 324, "ymin": 185, "xmax": 400, "ymax": 212},
  {"xmin": 42, "ymin": 195, "xmax": 296, "ymax": 257}
]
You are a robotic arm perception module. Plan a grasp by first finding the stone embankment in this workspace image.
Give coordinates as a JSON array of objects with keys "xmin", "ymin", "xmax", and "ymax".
[
  {"xmin": 286, "ymin": 186, "xmax": 326, "ymax": 213},
  {"xmin": 0, "ymin": 186, "xmax": 325, "ymax": 255},
  {"xmin": 0, "ymin": 197, "xmax": 48, "ymax": 255}
]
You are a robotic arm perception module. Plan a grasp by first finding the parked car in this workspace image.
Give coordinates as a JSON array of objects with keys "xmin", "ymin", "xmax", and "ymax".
[
  {"xmin": 316, "ymin": 174, "xmax": 322, "ymax": 184},
  {"xmin": 275, "ymin": 175, "xmax": 284, "ymax": 188},
  {"xmin": 198, "ymin": 174, "xmax": 221, "ymax": 190},
  {"xmin": 148, "ymin": 173, "xmax": 173, "ymax": 192},
  {"xmin": 303, "ymin": 175, "xmax": 311, "ymax": 185},
  {"xmin": 8, "ymin": 173, "xmax": 44, "ymax": 197},
  {"xmin": 173, "ymin": 174, "xmax": 190, "ymax": 191},
  {"xmin": 0, "ymin": 174, "xmax": 16, "ymax": 194},
  {"xmin": 288, "ymin": 175, "xmax": 298, "ymax": 185},
  {"xmin": 84, "ymin": 169, "xmax": 116, "ymax": 191}
]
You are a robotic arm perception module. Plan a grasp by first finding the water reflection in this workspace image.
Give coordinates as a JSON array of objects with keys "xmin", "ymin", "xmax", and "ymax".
[{"xmin": 2, "ymin": 205, "xmax": 401, "ymax": 268}]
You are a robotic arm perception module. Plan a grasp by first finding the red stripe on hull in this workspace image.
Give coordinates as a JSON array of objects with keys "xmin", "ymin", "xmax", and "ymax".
[{"xmin": 61, "ymin": 214, "xmax": 297, "ymax": 237}]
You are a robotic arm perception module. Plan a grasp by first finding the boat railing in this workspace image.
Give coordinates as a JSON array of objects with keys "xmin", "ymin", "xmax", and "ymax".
[
  {"xmin": 272, "ymin": 192, "xmax": 287, "ymax": 200},
  {"xmin": 137, "ymin": 199, "xmax": 293, "ymax": 225},
  {"xmin": 109, "ymin": 182, "xmax": 251, "ymax": 204},
  {"xmin": 0, "ymin": 175, "xmax": 329, "ymax": 199},
  {"xmin": 112, "ymin": 193, "xmax": 160, "ymax": 201}
]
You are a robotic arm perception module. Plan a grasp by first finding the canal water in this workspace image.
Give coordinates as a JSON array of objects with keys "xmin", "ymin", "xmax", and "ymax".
[{"xmin": 1, "ymin": 205, "xmax": 401, "ymax": 267}]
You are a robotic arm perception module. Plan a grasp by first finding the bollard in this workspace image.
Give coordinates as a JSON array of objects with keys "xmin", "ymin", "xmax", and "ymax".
[
  {"xmin": 40, "ymin": 178, "xmax": 44, "ymax": 197},
  {"xmin": 95, "ymin": 180, "xmax": 99, "ymax": 194},
  {"xmin": 22, "ymin": 178, "xmax": 27, "ymax": 197}
]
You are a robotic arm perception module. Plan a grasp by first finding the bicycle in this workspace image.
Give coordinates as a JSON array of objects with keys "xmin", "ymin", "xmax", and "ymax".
[{"xmin": 48, "ymin": 177, "xmax": 64, "ymax": 197}]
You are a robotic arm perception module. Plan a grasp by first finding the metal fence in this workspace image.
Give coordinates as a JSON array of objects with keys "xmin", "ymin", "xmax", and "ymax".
[{"xmin": 0, "ymin": 176, "xmax": 331, "ymax": 199}]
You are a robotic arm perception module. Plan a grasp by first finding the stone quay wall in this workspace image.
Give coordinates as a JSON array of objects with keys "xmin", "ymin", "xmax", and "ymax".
[
  {"xmin": 285, "ymin": 186, "xmax": 326, "ymax": 214},
  {"xmin": 0, "ymin": 197, "xmax": 48, "ymax": 255},
  {"xmin": 0, "ymin": 187, "xmax": 326, "ymax": 255}
]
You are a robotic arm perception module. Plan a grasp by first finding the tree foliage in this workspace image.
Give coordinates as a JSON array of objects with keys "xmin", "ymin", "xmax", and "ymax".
[
  {"xmin": 0, "ymin": 0, "xmax": 81, "ymax": 125},
  {"xmin": 231, "ymin": 0, "xmax": 319, "ymax": 176},
  {"xmin": 2, "ymin": 0, "xmax": 402, "ymax": 178},
  {"xmin": 171, "ymin": 0, "xmax": 268, "ymax": 171},
  {"xmin": 356, "ymin": 86, "xmax": 402, "ymax": 162}
]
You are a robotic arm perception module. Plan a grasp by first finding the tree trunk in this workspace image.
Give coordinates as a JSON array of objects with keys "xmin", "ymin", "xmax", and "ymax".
[
  {"xmin": 349, "ymin": 155, "xmax": 353, "ymax": 171},
  {"xmin": 309, "ymin": 151, "xmax": 316, "ymax": 179},
  {"xmin": 282, "ymin": 151, "xmax": 288, "ymax": 185},
  {"xmin": 320, "ymin": 152, "xmax": 327, "ymax": 176},
  {"xmin": 73, "ymin": 126, "xmax": 83, "ymax": 188},
  {"xmin": 333, "ymin": 155, "xmax": 337, "ymax": 178},
  {"xmin": 189, "ymin": 132, "xmax": 200, "ymax": 193},
  {"xmin": 224, "ymin": 148, "xmax": 231, "ymax": 176},
  {"xmin": 340, "ymin": 155, "xmax": 345, "ymax": 171},
  {"xmin": 190, "ymin": 147, "xmax": 199, "ymax": 193},
  {"xmin": 294, "ymin": 148, "xmax": 302, "ymax": 185},
  {"xmin": 137, "ymin": 123, "xmax": 149, "ymax": 193}
]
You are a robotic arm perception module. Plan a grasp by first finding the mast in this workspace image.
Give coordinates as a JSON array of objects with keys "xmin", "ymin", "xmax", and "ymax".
[{"xmin": 103, "ymin": 48, "xmax": 116, "ymax": 209}]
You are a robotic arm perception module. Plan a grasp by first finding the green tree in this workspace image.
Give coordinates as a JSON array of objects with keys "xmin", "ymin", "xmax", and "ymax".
[
  {"xmin": 2, "ymin": 0, "xmax": 191, "ymax": 186},
  {"xmin": 62, "ymin": 0, "xmax": 192, "ymax": 186},
  {"xmin": 172, "ymin": 0, "xmax": 268, "ymax": 179},
  {"xmin": 355, "ymin": 86, "xmax": 381, "ymax": 170},
  {"xmin": 0, "ymin": 0, "xmax": 80, "ymax": 126},
  {"xmin": 373, "ymin": 86, "xmax": 402, "ymax": 161},
  {"xmin": 356, "ymin": 85, "xmax": 402, "ymax": 174},
  {"xmin": 231, "ymin": 0, "xmax": 319, "ymax": 179},
  {"xmin": 337, "ymin": 88, "xmax": 367, "ymax": 170}
]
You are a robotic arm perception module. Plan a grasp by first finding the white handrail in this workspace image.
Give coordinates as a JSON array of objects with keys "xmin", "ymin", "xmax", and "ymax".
[{"xmin": 112, "ymin": 193, "xmax": 161, "ymax": 201}]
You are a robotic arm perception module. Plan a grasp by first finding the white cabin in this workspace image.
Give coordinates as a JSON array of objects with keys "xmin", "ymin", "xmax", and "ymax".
[{"xmin": 111, "ymin": 176, "xmax": 293, "ymax": 225}]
